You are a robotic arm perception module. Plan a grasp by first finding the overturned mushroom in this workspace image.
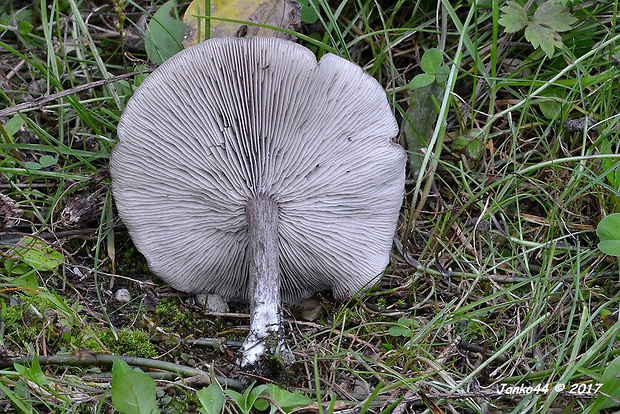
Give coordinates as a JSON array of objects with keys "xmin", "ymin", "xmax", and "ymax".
[{"xmin": 110, "ymin": 37, "xmax": 405, "ymax": 370}]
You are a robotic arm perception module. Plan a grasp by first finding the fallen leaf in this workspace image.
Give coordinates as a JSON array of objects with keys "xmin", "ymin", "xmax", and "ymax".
[{"xmin": 183, "ymin": 0, "xmax": 302, "ymax": 47}]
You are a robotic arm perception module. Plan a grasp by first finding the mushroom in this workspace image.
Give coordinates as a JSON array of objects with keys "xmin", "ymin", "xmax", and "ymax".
[{"xmin": 110, "ymin": 37, "xmax": 405, "ymax": 370}]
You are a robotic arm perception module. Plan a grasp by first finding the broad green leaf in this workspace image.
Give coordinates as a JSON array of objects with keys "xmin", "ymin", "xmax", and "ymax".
[
  {"xmin": 420, "ymin": 48, "xmax": 443, "ymax": 75},
  {"xmin": 16, "ymin": 236, "xmax": 64, "ymax": 271},
  {"xmin": 532, "ymin": 1, "xmax": 576, "ymax": 32},
  {"xmin": 197, "ymin": 384, "xmax": 225, "ymax": 414},
  {"xmin": 3, "ymin": 259, "xmax": 14, "ymax": 274},
  {"xmin": 247, "ymin": 385, "xmax": 268, "ymax": 411},
  {"xmin": 590, "ymin": 356, "xmax": 620, "ymax": 412},
  {"xmin": 145, "ymin": 0, "xmax": 185, "ymax": 64},
  {"xmin": 538, "ymin": 99, "xmax": 561, "ymax": 120},
  {"xmin": 266, "ymin": 384, "xmax": 313, "ymax": 412},
  {"xmin": 598, "ymin": 241, "xmax": 620, "ymax": 256},
  {"xmin": 388, "ymin": 318, "xmax": 414, "ymax": 337},
  {"xmin": 499, "ymin": 2, "xmax": 528, "ymax": 33},
  {"xmin": 18, "ymin": 20, "xmax": 33, "ymax": 35},
  {"xmin": 388, "ymin": 325, "xmax": 410, "ymax": 337},
  {"xmin": 253, "ymin": 397, "xmax": 270, "ymax": 412},
  {"xmin": 23, "ymin": 161, "xmax": 42, "ymax": 170},
  {"xmin": 408, "ymin": 73, "xmax": 436, "ymax": 89},
  {"xmin": 225, "ymin": 389, "xmax": 249, "ymax": 413},
  {"xmin": 112, "ymin": 358, "xmax": 132, "ymax": 375},
  {"xmin": 435, "ymin": 64, "xmax": 450, "ymax": 84},
  {"xmin": 537, "ymin": 87, "xmax": 568, "ymax": 120},
  {"xmin": 300, "ymin": 1, "xmax": 319, "ymax": 24},
  {"xmin": 111, "ymin": 358, "xmax": 160, "ymax": 414},
  {"xmin": 524, "ymin": 22, "xmax": 562, "ymax": 58},
  {"xmin": 397, "ymin": 317, "xmax": 413, "ymax": 326},
  {"xmin": 38, "ymin": 155, "xmax": 57, "ymax": 168},
  {"xmin": 597, "ymin": 214, "xmax": 620, "ymax": 256},
  {"xmin": 9, "ymin": 271, "xmax": 39, "ymax": 289}
]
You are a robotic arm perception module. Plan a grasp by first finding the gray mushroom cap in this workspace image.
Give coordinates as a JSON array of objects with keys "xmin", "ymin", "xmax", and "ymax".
[{"xmin": 110, "ymin": 37, "xmax": 405, "ymax": 304}]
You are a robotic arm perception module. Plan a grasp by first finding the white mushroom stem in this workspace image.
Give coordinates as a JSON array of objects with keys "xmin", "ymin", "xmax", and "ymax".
[{"xmin": 239, "ymin": 194, "xmax": 283, "ymax": 367}]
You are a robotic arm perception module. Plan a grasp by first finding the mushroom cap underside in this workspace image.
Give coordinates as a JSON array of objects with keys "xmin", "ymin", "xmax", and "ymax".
[{"xmin": 110, "ymin": 37, "xmax": 406, "ymax": 303}]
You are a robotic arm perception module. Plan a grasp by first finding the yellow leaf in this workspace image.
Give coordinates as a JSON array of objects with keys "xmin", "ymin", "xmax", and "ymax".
[{"xmin": 183, "ymin": 0, "xmax": 301, "ymax": 47}]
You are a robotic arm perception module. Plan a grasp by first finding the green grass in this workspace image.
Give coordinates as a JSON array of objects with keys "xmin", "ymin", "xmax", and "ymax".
[{"xmin": 1, "ymin": 0, "xmax": 620, "ymax": 413}]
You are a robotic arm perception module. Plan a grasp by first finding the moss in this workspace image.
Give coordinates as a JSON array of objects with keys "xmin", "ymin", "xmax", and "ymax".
[
  {"xmin": 115, "ymin": 242, "xmax": 151, "ymax": 275},
  {"xmin": 98, "ymin": 329, "xmax": 157, "ymax": 358},
  {"xmin": 77, "ymin": 328, "xmax": 109, "ymax": 353},
  {"xmin": 155, "ymin": 297, "xmax": 193, "ymax": 328},
  {"xmin": 159, "ymin": 388, "xmax": 193, "ymax": 413}
]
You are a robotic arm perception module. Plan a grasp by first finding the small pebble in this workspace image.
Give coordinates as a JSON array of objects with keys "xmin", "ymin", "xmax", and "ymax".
[
  {"xmin": 196, "ymin": 293, "xmax": 229, "ymax": 312},
  {"xmin": 115, "ymin": 288, "xmax": 131, "ymax": 303},
  {"xmin": 291, "ymin": 298, "xmax": 323, "ymax": 321}
]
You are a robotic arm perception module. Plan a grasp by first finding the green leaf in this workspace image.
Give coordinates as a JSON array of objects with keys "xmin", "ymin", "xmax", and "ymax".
[
  {"xmin": 253, "ymin": 397, "xmax": 270, "ymax": 412},
  {"xmin": 16, "ymin": 236, "xmax": 64, "ymax": 271},
  {"xmin": 224, "ymin": 384, "xmax": 269, "ymax": 414},
  {"xmin": 420, "ymin": 48, "xmax": 443, "ymax": 75},
  {"xmin": 435, "ymin": 64, "xmax": 450, "ymax": 84},
  {"xmin": 38, "ymin": 155, "xmax": 57, "ymax": 168},
  {"xmin": 498, "ymin": 1, "xmax": 528, "ymax": 33},
  {"xmin": 247, "ymin": 385, "xmax": 268, "ymax": 411},
  {"xmin": 111, "ymin": 358, "xmax": 160, "ymax": 414},
  {"xmin": 23, "ymin": 161, "xmax": 42, "ymax": 170},
  {"xmin": 4, "ymin": 115, "xmax": 25, "ymax": 138},
  {"xmin": 112, "ymin": 358, "xmax": 132, "ymax": 375},
  {"xmin": 145, "ymin": 0, "xmax": 185, "ymax": 64},
  {"xmin": 18, "ymin": 20, "xmax": 33, "ymax": 35},
  {"xmin": 597, "ymin": 214, "xmax": 620, "ymax": 256},
  {"xmin": 388, "ymin": 325, "xmax": 410, "ymax": 337},
  {"xmin": 590, "ymin": 356, "xmax": 620, "ymax": 412},
  {"xmin": 532, "ymin": 1, "xmax": 576, "ymax": 32},
  {"xmin": 16, "ymin": 237, "xmax": 64, "ymax": 271},
  {"xmin": 225, "ymin": 389, "xmax": 249, "ymax": 413},
  {"xmin": 524, "ymin": 22, "xmax": 563, "ymax": 58},
  {"xmin": 4, "ymin": 259, "xmax": 14, "ymax": 274},
  {"xmin": 300, "ymin": 1, "xmax": 319, "ymax": 24},
  {"xmin": 537, "ymin": 87, "xmax": 568, "ymax": 120},
  {"xmin": 197, "ymin": 384, "xmax": 225, "ymax": 414},
  {"xmin": 14, "ymin": 355, "xmax": 48, "ymax": 386},
  {"xmin": 452, "ymin": 130, "xmax": 485, "ymax": 161},
  {"xmin": 408, "ymin": 73, "xmax": 436, "ymax": 89},
  {"xmin": 266, "ymin": 384, "xmax": 313, "ymax": 412},
  {"xmin": 388, "ymin": 318, "xmax": 415, "ymax": 337},
  {"xmin": 9, "ymin": 272, "xmax": 39, "ymax": 289}
]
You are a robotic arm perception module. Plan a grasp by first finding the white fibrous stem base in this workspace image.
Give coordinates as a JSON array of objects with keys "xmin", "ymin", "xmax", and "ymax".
[
  {"xmin": 239, "ymin": 303, "xmax": 283, "ymax": 367},
  {"xmin": 239, "ymin": 195, "xmax": 291, "ymax": 368}
]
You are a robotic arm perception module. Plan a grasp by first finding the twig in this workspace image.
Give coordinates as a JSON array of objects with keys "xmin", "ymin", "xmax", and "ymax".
[
  {"xmin": 0, "ymin": 229, "xmax": 97, "ymax": 245},
  {"xmin": 0, "ymin": 69, "xmax": 152, "ymax": 118},
  {"xmin": 0, "ymin": 353, "xmax": 242, "ymax": 390},
  {"xmin": 185, "ymin": 338, "xmax": 244, "ymax": 348}
]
